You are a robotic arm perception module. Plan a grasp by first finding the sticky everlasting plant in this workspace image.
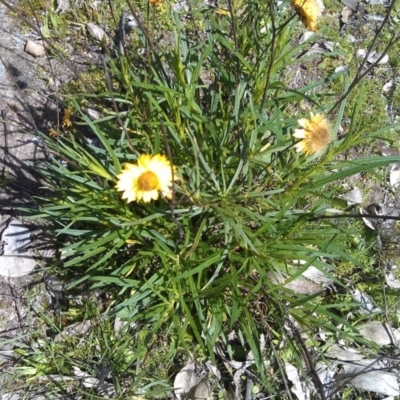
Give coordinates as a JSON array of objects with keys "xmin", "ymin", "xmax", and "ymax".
[{"xmin": 28, "ymin": 0, "xmax": 400, "ymax": 396}]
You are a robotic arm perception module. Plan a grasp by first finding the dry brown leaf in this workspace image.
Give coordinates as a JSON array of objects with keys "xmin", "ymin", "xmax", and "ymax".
[
  {"xmin": 174, "ymin": 357, "xmax": 198, "ymax": 400},
  {"xmin": 357, "ymin": 321, "xmax": 400, "ymax": 345},
  {"xmin": 285, "ymin": 362, "xmax": 310, "ymax": 400}
]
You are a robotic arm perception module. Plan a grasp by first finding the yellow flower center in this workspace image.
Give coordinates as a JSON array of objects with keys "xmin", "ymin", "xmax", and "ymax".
[
  {"xmin": 309, "ymin": 125, "xmax": 331, "ymax": 152},
  {"xmin": 137, "ymin": 171, "xmax": 159, "ymax": 191}
]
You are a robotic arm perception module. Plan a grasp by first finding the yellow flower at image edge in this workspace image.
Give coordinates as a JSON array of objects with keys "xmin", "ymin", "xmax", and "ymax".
[
  {"xmin": 116, "ymin": 154, "xmax": 177, "ymax": 203},
  {"xmin": 292, "ymin": 0, "xmax": 322, "ymax": 32},
  {"xmin": 293, "ymin": 113, "xmax": 332, "ymax": 156}
]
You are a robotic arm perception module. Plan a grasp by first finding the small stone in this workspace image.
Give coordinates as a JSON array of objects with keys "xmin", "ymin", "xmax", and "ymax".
[
  {"xmin": 24, "ymin": 40, "xmax": 45, "ymax": 57},
  {"xmin": 55, "ymin": 0, "xmax": 69, "ymax": 13},
  {"xmin": 173, "ymin": 0, "xmax": 189, "ymax": 12},
  {"xmin": 365, "ymin": 0, "xmax": 388, "ymax": 3},
  {"xmin": 342, "ymin": 0, "xmax": 358, "ymax": 10},
  {"xmin": 382, "ymin": 80, "xmax": 394, "ymax": 93},
  {"xmin": 341, "ymin": 187, "xmax": 363, "ymax": 205},
  {"xmin": 368, "ymin": 52, "xmax": 389, "ymax": 64},
  {"xmin": 335, "ymin": 66, "xmax": 348, "ymax": 73},
  {"xmin": 346, "ymin": 34, "xmax": 357, "ymax": 43},
  {"xmin": 125, "ymin": 14, "xmax": 138, "ymax": 31},
  {"xmin": 0, "ymin": 61, "xmax": 5, "ymax": 80},
  {"xmin": 87, "ymin": 108, "xmax": 101, "ymax": 120},
  {"xmin": 364, "ymin": 14, "xmax": 385, "ymax": 21},
  {"xmin": 356, "ymin": 48, "xmax": 367, "ymax": 58},
  {"xmin": 87, "ymin": 23, "xmax": 106, "ymax": 41},
  {"xmin": 299, "ymin": 31, "xmax": 316, "ymax": 44},
  {"xmin": 386, "ymin": 267, "xmax": 400, "ymax": 289},
  {"xmin": 341, "ymin": 6, "xmax": 353, "ymax": 23},
  {"xmin": 0, "ymin": 219, "xmax": 36, "ymax": 278}
]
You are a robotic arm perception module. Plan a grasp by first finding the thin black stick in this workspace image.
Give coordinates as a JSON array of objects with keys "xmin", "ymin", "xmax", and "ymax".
[{"xmin": 309, "ymin": 213, "xmax": 400, "ymax": 222}]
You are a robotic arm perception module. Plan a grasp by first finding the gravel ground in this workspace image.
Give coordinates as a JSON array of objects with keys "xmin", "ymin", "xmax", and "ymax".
[
  {"xmin": 0, "ymin": 0, "xmax": 399, "ymax": 398},
  {"xmin": 0, "ymin": 3, "xmax": 57, "ymax": 392}
]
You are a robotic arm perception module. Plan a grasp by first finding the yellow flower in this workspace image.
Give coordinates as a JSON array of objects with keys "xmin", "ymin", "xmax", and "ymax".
[
  {"xmin": 293, "ymin": 112, "xmax": 332, "ymax": 156},
  {"xmin": 116, "ymin": 154, "xmax": 177, "ymax": 203},
  {"xmin": 48, "ymin": 127, "xmax": 59, "ymax": 138},
  {"xmin": 62, "ymin": 109, "xmax": 73, "ymax": 129},
  {"xmin": 149, "ymin": 0, "xmax": 162, "ymax": 5},
  {"xmin": 292, "ymin": 0, "xmax": 322, "ymax": 32}
]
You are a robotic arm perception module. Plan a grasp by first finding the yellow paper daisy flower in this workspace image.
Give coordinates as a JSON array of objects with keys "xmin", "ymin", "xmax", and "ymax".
[
  {"xmin": 62, "ymin": 109, "xmax": 73, "ymax": 129},
  {"xmin": 293, "ymin": 112, "xmax": 332, "ymax": 156},
  {"xmin": 292, "ymin": 0, "xmax": 322, "ymax": 32},
  {"xmin": 116, "ymin": 154, "xmax": 177, "ymax": 203}
]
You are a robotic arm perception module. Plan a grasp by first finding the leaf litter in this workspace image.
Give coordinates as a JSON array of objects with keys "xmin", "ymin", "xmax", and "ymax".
[{"xmin": 1, "ymin": 0, "xmax": 400, "ymax": 397}]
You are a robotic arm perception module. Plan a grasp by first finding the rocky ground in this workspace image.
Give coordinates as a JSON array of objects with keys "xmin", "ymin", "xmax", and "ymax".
[
  {"xmin": 0, "ymin": 1, "xmax": 58, "ymax": 393},
  {"xmin": 0, "ymin": 0, "xmax": 400, "ymax": 398}
]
